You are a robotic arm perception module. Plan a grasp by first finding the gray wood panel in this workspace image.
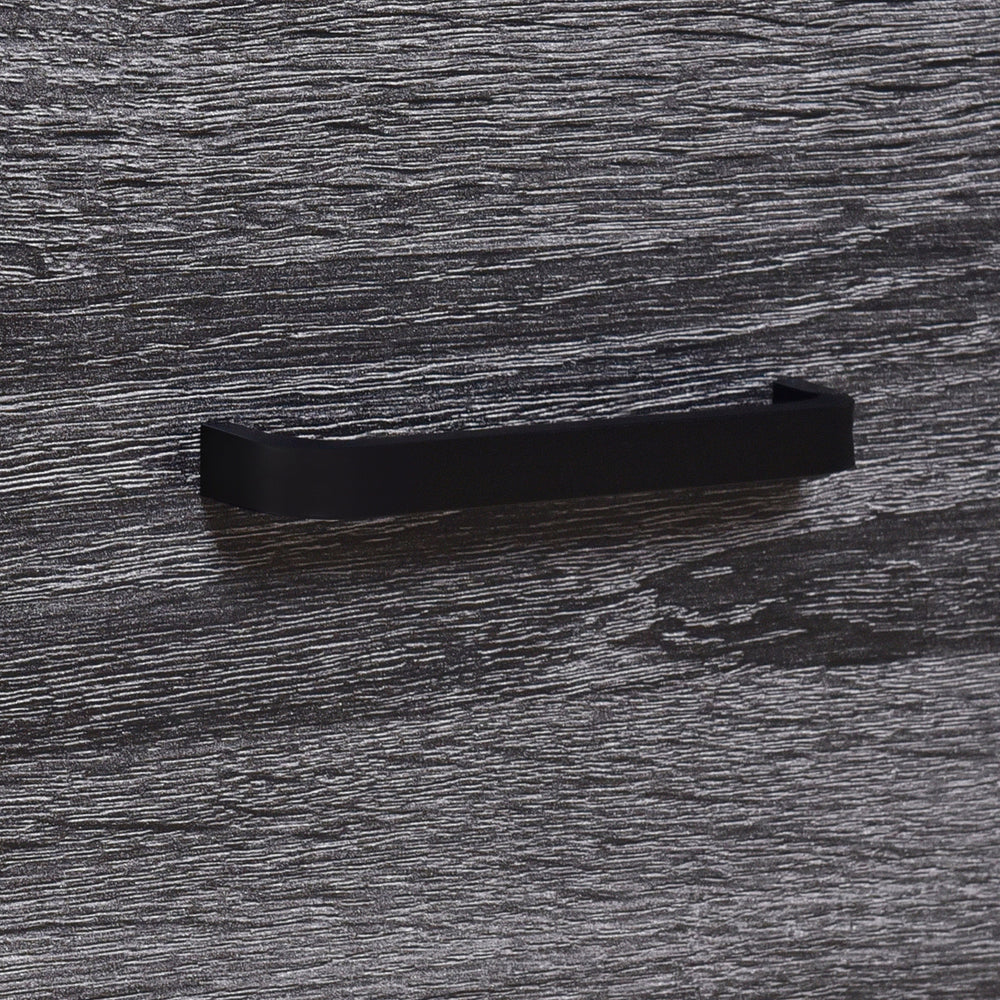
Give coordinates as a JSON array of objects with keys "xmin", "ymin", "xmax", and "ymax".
[{"xmin": 2, "ymin": 2, "xmax": 999, "ymax": 996}]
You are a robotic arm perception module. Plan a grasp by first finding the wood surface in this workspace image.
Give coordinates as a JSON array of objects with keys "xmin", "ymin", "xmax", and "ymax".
[{"xmin": 2, "ymin": 2, "xmax": 999, "ymax": 996}]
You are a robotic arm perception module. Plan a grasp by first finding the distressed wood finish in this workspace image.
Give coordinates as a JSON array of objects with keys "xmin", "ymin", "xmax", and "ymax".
[{"xmin": 2, "ymin": 3, "xmax": 999, "ymax": 997}]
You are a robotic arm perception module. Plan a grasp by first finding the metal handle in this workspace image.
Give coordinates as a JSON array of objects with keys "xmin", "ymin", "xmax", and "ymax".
[{"xmin": 200, "ymin": 377, "xmax": 854, "ymax": 519}]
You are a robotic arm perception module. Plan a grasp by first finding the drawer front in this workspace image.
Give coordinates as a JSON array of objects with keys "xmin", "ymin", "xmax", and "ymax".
[{"xmin": 3, "ymin": 4, "xmax": 999, "ymax": 996}]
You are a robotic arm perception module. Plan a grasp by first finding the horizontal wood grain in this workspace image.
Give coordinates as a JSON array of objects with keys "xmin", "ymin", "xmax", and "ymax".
[{"xmin": 1, "ymin": 2, "xmax": 999, "ymax": 997}]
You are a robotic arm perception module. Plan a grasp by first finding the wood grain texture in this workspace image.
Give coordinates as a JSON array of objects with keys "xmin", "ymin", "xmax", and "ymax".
[{"xmin": 2, "ymin": 2, "xmax": 999, "ymax": 997}]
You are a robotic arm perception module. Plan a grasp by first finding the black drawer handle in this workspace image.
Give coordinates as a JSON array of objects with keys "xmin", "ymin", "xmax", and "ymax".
[{"xmin": 200, "ymin": 377, "xmax": 854, "ymax": 519}]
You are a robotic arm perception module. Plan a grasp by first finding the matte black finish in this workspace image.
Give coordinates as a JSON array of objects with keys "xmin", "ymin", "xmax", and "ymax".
[{"xmin": 200, "ymin": 378, "xmax": 854, "ymax": 518}]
